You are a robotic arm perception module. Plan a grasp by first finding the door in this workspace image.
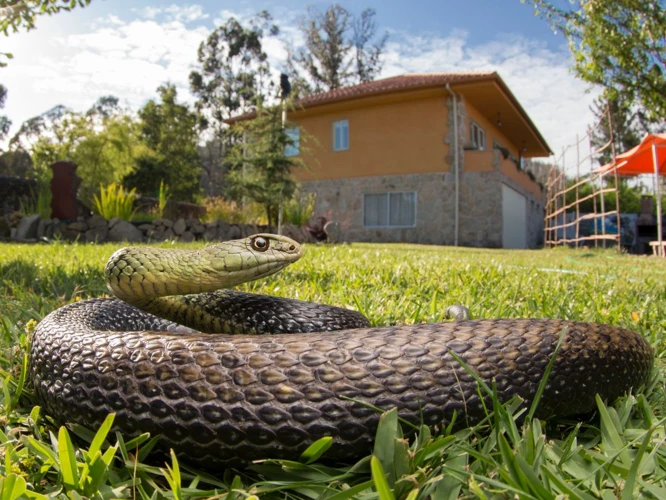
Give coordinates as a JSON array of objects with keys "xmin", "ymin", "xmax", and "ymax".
[{"xmin": 502, "ymin": 184, "xmax": 527, "ymax": 249}]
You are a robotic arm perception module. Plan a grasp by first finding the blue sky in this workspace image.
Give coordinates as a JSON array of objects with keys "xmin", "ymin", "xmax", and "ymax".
[{"xmin": 1, "ymin": 1, "xmax": 599, "ymax": 162}]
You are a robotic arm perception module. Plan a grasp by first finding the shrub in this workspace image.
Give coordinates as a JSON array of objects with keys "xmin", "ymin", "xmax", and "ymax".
[
  {"xmin": 283, "ymin": 191, "xmax": 316, "ymax": 226},
  {"xmin": 93, "ymin": 182, "xmax": 137, "ymax": 221},
  {"xmin": 201, "ymin": 197, "xmax": 266, "ymax": 224},
  {"xmin": 155, "ymin": 180, "xmax": 171, "ymax": 219},
  {"xmin": 19, "ymin": 182, "xmax": 52, "ymax": 219}
]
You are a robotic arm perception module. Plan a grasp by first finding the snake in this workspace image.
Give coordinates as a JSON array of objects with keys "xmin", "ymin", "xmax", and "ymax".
[{"xmin": 30, "ymin": 234, "xmax": 654, "ymax": 468}]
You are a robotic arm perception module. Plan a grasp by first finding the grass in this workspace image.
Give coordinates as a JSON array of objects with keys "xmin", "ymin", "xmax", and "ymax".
[{"xmin": 0, "ymin": 241, "xmax": 665, "ymax": 498}]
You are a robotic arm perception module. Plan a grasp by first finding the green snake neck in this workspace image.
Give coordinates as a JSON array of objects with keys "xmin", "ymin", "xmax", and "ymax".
[{"xmin": 104, "ymin": 234, "xmax": 302, "ymax": 331}]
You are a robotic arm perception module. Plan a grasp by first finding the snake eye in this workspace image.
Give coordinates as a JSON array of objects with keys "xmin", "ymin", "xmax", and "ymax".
[{"xmin": 251, "ymin": 236, "xmax": 269, "ymax": 252}]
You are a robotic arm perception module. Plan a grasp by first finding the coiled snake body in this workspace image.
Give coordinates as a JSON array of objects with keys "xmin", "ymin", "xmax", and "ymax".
[{"xmin": 30, "ymin": 235, "xmax": 653, "ymax": 467}]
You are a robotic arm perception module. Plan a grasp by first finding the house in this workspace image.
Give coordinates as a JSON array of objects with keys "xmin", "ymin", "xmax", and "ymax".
[{"xmin": 264, "ymin": 72, "xmax": 551, "ymax": 248}]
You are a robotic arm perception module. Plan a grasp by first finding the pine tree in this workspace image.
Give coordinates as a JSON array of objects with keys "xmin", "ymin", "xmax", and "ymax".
[{"xmin": 225, "ymin": 104, "xmax": 305, "ymax": 226}]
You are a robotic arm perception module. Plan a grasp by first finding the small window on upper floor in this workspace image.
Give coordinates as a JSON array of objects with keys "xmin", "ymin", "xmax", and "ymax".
[
  {"xmin": 285, "ymin": 127, "xmax": 300, "ymax": 157},
  {"xmin": 332, "ymin": 119, "xmax": 349, "ymax": 151},
  {"xmin": 470, "ymin": 121, "xmax": 486, "ymax": 151}
]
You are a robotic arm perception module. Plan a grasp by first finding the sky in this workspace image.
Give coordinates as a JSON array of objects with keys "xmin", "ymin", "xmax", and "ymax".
[{"xmin": 1, "ymin": 0, "xmax": 601, "ymax": 168}]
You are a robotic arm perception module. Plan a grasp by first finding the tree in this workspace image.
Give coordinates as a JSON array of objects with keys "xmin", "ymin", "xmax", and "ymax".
[
  {"xmin": 86, "ymin": 95, "xmax": 120, "ymax": 119},
  {"xmin": 564, "ymin": 176, "xmax": 644, "ymax": 214},
  {"xmin": 0, "ymin": 84, "xmax": 10, "ymax": 143},
  {"xmin": 70, "ymin": 115, "xmax": 142, "ymax": 202},
  {"xmin": 0, "ymin": 0, "xmax": 91, "ymax": 34},
  {"xmin": 288, "ymin": 5, "xmax": 388, "ymax": 94},
  {"xmin": 189, "ymin": 12, "xmax": 279, "ymax": 192},
  {"xmin": 225, "ymin": 103, "xmax": 305, "ymax": 226},
  {"xmin": 527, "ymin": 0, "xmax": 666, "ymax": 119},
  {"xmin": 13, "ymin": 98, "xmax": 142, "ymax": 200},
  {"xmin": 352, "ymin": 8, "xmax": 388, "ymax": 84},
  {"xmin": 9, "ymin": 104, "xmax": 71, "ymax": 153},
  {"xmin": 124, "ymin": 83, "xmax": 201, "ymax": 202},
  {"xmin": 588, "ymin": 95, "xmax": 651, "ymax": 166},
  {"xmin": 29, "ymin": 111, "xmax": 141, "ymax": 202},
  {"xmin": 0, "ymin": 0, "xmax": 92, "ymax": 66},
  {"xmin": 198, "ymin": 138, "xmax": 227, "ymax": 196},
  {"xmin": 0, "ymin": 148, "xmax": 33, "ymax": 177}
]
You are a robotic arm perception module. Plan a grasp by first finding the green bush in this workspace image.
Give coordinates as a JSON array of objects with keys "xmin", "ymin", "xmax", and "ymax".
[
  {"xmin": 201, "ymin": 197, "xmax": 266, "ymax": 224},
  {"xmin": 155, "ymin": 180, "xmax": 171, "ymax": 219},
  {"xmin": 93, "ymin": 182, "xmax": 137, "ymax": 221},
  {"xmin": 283, "ymin": 191, "xmax": 316, "ymax": 226},
  {"xmin": 19, "ymin": 182, "xmax": 52, "ymax": 219}
]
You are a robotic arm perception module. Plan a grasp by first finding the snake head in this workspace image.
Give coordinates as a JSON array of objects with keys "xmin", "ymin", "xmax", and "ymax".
[{"xmin": 202, "ymin": 233, "xmax": 303, "ymax": 285}]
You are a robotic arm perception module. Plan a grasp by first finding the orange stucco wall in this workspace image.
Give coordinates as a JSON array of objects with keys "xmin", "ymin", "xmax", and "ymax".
[
  {"xmin": 288, "ymin": 90, "xmax": 543, "ymax": 199},
  {"xmin": 464, "ymin": 151, "xmax": 494, "ymax": 172},
  {"xmin": 500, "ymin": 160, "xmax": 543, "ymax": 198},
  {"xmin": 465, "ymin": 103, "xmax": 542, "ymax": 198},
  {"xmin": 465, "ymin": 103, "xmax": 520, "ymax": 161},
  {"xmin": 292, "ymin": 92, "xmax": 451, "ymax": 181}
]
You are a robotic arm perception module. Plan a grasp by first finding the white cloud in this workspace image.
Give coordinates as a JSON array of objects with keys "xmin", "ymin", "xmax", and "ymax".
[
  {"xmin": 2, "ymin": 13, "xmax": 209, "ymax": 129},
  {"xmin": 133, "ymin": 4, "xmax": 209, "ymax": 23},
  {"xmin": 1, "ymin": 4, "xmax": 599, "ymax": 170}
]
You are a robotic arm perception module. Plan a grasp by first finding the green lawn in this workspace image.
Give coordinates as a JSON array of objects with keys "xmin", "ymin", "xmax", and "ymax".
[{"xmin": 0, "ymin": 240, "xmax": 665, "ymax": 498}]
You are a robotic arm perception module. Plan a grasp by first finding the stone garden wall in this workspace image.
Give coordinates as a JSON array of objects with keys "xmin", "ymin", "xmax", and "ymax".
[{"xmin": 9, "ymin": 214, "xmax": 315, "ymax": 244}]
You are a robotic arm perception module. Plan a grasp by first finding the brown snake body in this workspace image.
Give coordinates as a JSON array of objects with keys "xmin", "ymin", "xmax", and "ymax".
[{"xmin": 30, "ymin": 235, "xmax": 653, "ymax": 467}]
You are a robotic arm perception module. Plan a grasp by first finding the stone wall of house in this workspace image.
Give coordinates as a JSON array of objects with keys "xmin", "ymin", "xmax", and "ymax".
[
  {"xmin": 303, "ymin": 173, "xmax": 455, "ymax": 245},
  {"xmin": 458, "ymin": 171, "xmax": 503, "ymax": 247},
  {"xmin": 302, "ymin": 170, "xmax": 544, "ymax": 248}
]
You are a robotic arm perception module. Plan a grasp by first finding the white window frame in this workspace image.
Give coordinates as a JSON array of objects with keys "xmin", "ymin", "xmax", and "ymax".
[
  {"xmin": 285, "ymin": 127, "xmax": 300, "ymax": 157},
  {"xmin": 362, "ymin": 191, "xmax": 417, "ymax": 228},
  {"xmin": 332, "ymin": 119, "xmax": 349, "ymax": 151},
  {"xmin": 470, "ymin": 121, "xmax": 486, "ymax": 151}
]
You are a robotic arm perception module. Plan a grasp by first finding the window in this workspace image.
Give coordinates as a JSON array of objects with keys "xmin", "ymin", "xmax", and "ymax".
[
  {"xmin": 285, "ymin": 127, "xmax": 300, "ymax": 157},
  {"xmin": 332, "ymin": 119, "xmax": 349, "ymax": 151},
  {"xmin": 470, "ymin": 121, "xmax": 486, "ymax": 151},
  {"xmin": 363, "ymin": 192, "xmax": 416, "ymax": 227}
]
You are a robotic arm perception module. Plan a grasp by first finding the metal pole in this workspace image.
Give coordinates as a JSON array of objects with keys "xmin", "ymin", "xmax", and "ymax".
[
  {"xmin": 652, "ymin": 138, "xmax": 663, "ymax": 256},
  {"xmin": 560, "ymin": 147, "xmax": 566, "ymax": 246},
  {"xmin": 593, "ymin": 193, "xmax": 598, "ymax": 248},
  {"xmin": 607, "ymin": 102, "xmax": 622, "ymax": 252},
  {"xmin": 575, "ymin": 134, "xmax": 580, "ymax": 248},
  {"xmin": 277, "ymin": 101, "xmax": 286, "ymax": 235},
  {"xmin": 543, "ymin": 166, "xmax": 548, "ymax": 246},
  {"xmin": 446, "ymin": 84, "xmax": 459, "ymax": 246},
  {"xmin": 588, "ymin": 134, "xmax": 599, "ymax": 249}
]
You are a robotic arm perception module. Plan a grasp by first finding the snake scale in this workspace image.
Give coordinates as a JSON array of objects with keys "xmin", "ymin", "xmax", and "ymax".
[{"xmin": 30, "ymin": 234, "xmax": 654, "ymax": 468}]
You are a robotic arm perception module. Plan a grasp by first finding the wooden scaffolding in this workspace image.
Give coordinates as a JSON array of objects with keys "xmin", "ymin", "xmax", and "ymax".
[{"xmin": 543, "ymin": 105, "xmax": 622, "ymax": 251}]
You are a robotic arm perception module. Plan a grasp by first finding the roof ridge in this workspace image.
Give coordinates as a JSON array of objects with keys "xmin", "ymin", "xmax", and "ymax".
[{"xmin": 295, "ymin": 71, "xmax": 499, "ymax": 106}]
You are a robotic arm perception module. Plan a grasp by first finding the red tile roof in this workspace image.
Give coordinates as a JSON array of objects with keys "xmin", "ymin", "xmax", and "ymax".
[
  {"xmin": 227, "ymin": 72, "xmax": 497, "ymax": 123},
  {"xmin": 295, "ymin": 72, "xmax": 497, "ymax": 108}
]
